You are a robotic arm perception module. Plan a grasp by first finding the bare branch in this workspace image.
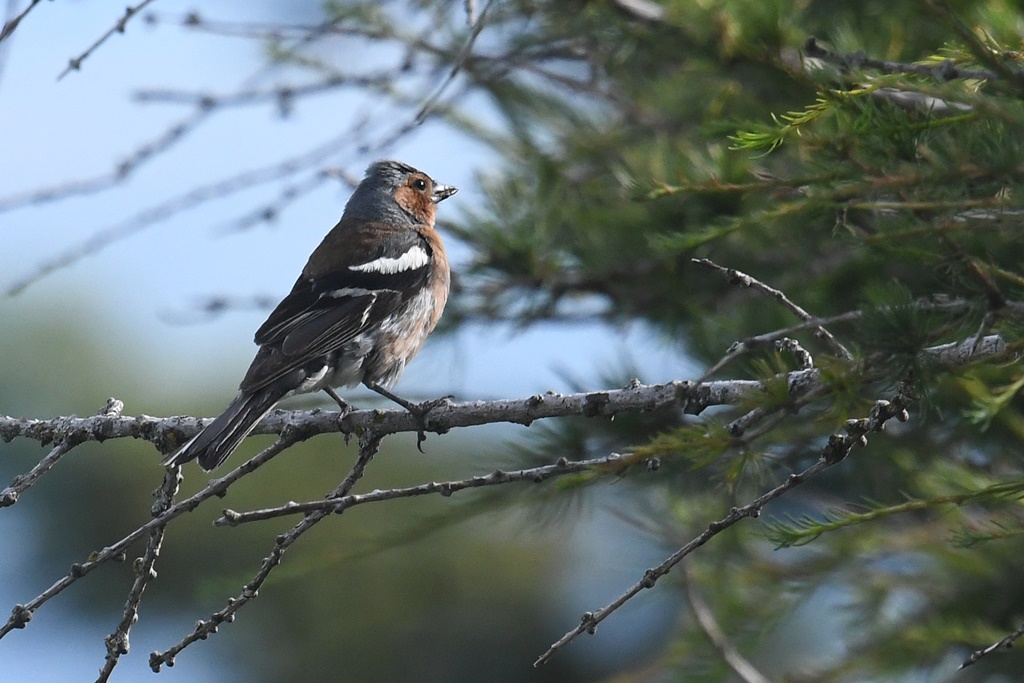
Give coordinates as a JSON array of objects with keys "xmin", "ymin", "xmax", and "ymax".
[
  {"xmin": 0, "ymin": 380, "xmax": 737, "ymax": 450},
  {"xmin": 150, "ymin": 432, "xmax": 384, "ymax": 669},
  {"xmin": 158, "ymin": 293, "xmax": 282, "ymax": 326},
  {"xmin": 0, "ymin": 0, "xmax": 43, "ymax": 45},
  {"xmin": 693, "ymin": 257, "xmax": 853, "ymax": 361},
  {"xmin": 133, "ymin": 72, "xmax": 396, "ymax": 109},
  {"xmin": 1, "ymin": 333, "xmax": 1008, "ymax": 457},
  {"xmin": 682, "ymin": 565, "xmax": 771, "ymax": 683},
  {"xmin": 0, "ymin": 434, "xmax": 301, "ymax": 640},
  {"xmin": 215, "ymin": 451, "xmax": 648, "ymax": 527},
  {"xmin": 1, "ymin": 398, "xmax": 124, "ymax": 507},
  {"xmin": 802, "ymin": 35, "xmax": 1000, "ymax": 82},
  {"xmin": 214, "ymin": 169, "xmax": 333, "ymax": 235},
  {"xmin": 3, "ymin": 130, "xmax": 354, "ymax": 296},
  {"xmin": 0, "ymin": 334, "xmax": 1008, "ymax": 655},
  {"xmin": 0, "ymin": 110, "xmax": 206, "ymax": 213},
  {"xmin": 961, "ymin": 620, "xmax": 1024, "ymax": 669},
  {"xmin": 534, "ymin": 382, "xmax": 917, "ymax": 666},
  {"xmin": 700, "ymin": 298, "xmax": 986, "ymax": 379},
  {"xmin": 57, "ymin": 0, "xmax": 159, "ymax": 80},
  {"xmin": 413, "ymin": 0, "xmax": 494, "ymax": 124},
  {"xmin": 96, "ymin": 468, "xmax": 182, "ymax": 682}
]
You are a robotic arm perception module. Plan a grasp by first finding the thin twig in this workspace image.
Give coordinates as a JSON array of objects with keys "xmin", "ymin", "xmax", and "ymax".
[
  {"xmin": 700, "ymin": 298, "xmax": 981, "ymax": 379},
  {"xmin": 969, "ymin": 310, "xmax": 997, "ymax": 355},
  {"xmin": 693, "ymin": 257, "xmax": 853, "ymax": 361},
  {"xmin": 961, "ymin": 620, "xmax": 1024, "ymax": 669},
  {"xmin": 214, "ymin": 168, "xmax": 334, "ymax": 235},
  {"xmin": 158, "ymin": 293, "xmax": 281, "ymax": 326},
  {"xmin": 4, "ymin": 91, "xmax": 466, "ymax": 296},
  {"xmin": 57, "ymin": 0, "xmax": 158, "ymax": 80},
  {"xmin": 682, "ymin": 565, "xmax": 771, "ymax": 683},
  {"xmin": 0, "ymin": 0, "xmax": 42, "ymax": 44},
  {"xmin": 0, "ymin": 434, "xmax": 301, "ymax": 640},
  {"xmin": 133, "ymin": 72, "xmax": 395, "ymax": 108},
  {"xmin": 150, "ymin": 432, "xmax": 384, "ymax": 670},
  {"xmin": 3, "ymin": 130, "xmax": 354, "ymax": 296},
  {"xmin": 0, "ymin": 14, "xmax": 353, "ymax": 215},
  {"xmin": 535, "ymin": 452, "xmax": 834, "ymax": 665},
  {"xmin": 534, "ymin": 383, "xmax": 916, "ymax": 666},
  {"xmin": 215, "ymin": 451, "xmax": 647, "ymax": 526},
  {"xmin": 96, "ymin": 468, "xmax": 182, "ymax": 682},
  {"xmin": 413, "ymin": 0, "xmax": 494, "ymax": 124}
]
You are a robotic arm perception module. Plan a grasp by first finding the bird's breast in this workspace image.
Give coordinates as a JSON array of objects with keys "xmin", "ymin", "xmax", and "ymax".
[{"xmin": 364, "ymin": 287, "xmax": 444, "ymax": 387}]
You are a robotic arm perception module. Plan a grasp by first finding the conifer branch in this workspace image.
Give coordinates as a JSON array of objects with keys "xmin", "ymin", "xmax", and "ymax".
[
  {"xmin": 802, "ymin": 35, "xmax": 1001, "ymax": 82},
  {"xmin": 535, "ymin": 382, "xmax": 919, "ymax": 666},
  {"xmin": 763, "ymin": 479, "xmax": 1024, "ymax": 548},
  {"xmin": 693, "ymin": 258, "xmax": 852, "ymax": 360}
]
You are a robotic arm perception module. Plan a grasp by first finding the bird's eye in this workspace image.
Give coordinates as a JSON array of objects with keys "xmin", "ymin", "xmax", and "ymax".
[{"xmin": 411, "ymin": 178, "xmax": 428, "ymax": 191}]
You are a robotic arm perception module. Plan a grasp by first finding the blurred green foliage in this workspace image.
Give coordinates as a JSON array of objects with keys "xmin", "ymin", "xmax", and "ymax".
[{"xmin": 425, "ymin": 0, "xmax": 1024, "ymax": 680}]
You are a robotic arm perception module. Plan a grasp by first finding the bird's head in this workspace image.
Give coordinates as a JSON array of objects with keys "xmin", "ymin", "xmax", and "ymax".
[{"xmin": 345, "ymin": 160, "xmax": 458, "ymax": 227}]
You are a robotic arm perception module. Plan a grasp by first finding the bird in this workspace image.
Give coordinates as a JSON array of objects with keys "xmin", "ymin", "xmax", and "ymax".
[{"xmin": 163, "ymin": 160, "xmax": 457, "ymax": 471}]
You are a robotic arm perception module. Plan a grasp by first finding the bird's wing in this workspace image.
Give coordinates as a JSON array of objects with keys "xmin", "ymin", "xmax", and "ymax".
[{"xmin": 239, "ymin": 222, "xmax": 432, "ymax": 393}]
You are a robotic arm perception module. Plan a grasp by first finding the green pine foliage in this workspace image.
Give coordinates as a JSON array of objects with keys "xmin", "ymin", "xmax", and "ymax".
[{"xmin": 375, "ymin": 0, "xmax": 1024, "ymax": 678}]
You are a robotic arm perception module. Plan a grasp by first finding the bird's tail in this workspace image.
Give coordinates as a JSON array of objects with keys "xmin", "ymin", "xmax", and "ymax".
[{"xmin": 162, "ymin": 389, "xmax": 283, "ymax": 471}]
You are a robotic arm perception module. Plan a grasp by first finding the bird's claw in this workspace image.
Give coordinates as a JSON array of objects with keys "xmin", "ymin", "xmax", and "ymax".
[
  {"xmin": 406, "ymin": 396, "xmax": 453, "ymax": 452},
  {"xmin": 363, "ymin": 383, "xmax": 453, "ymax": 452}
]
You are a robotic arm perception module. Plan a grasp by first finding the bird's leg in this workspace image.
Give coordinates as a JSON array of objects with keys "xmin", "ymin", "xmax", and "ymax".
[
  {"xmin": 323, "ymin": 387, "xmax": 357, "ymax": 444},
  {"xmin": 323, "ymin": 387, "xmax": 353, "ymax": 413},
  {"xmin": 364, "ymin": 381, "xmax": 451, "ymax": 452}
]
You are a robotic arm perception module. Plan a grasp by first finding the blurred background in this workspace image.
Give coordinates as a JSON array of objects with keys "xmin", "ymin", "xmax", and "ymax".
[{"xmin": 3, "ymin": 1, "xmax": 1024, "ymax": 681}]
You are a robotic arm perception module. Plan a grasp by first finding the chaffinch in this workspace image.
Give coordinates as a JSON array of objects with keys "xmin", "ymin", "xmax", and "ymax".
[{"xmin": 164, "ymin": 160, "xmax": 457, "ymax": 470}]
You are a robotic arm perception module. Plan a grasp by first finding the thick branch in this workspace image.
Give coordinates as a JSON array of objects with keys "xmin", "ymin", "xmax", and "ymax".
[
  {"xmin": 0, "ymin": 380, "xmax": 747, "ymax": 450},
  {"xmin": 3, "ymin": 333, "xmax": 1006, "ymax": 454}
]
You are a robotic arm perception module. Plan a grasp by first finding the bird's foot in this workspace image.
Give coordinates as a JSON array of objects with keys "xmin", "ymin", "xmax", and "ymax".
[
  {"xmin": 364, "ymin": 382, "xmax": 452, "ymax": 452},
  {"xmin": 323, "ymin": 387, "xmax": 356, "ymax": 443}
]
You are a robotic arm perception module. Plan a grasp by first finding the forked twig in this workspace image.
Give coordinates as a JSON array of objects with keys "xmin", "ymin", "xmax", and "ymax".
[
  {"xmin": 96, "ymin": 468, "xmax": 182, "ymax": 682},
  {"xmin": 150, "ymin": 432, "xmax": 384, "ymax": 669}
]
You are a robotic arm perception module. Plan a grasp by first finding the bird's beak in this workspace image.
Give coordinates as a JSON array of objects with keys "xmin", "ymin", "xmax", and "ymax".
[{"xmin": 432, "ymin": 184, "xmax": 458, "ymax": 204}]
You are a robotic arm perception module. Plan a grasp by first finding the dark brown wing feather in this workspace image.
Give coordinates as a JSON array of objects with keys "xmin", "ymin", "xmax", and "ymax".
[{"xmin": 238, "ymin": 219, "xmax": 433, "ymax": 394}]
